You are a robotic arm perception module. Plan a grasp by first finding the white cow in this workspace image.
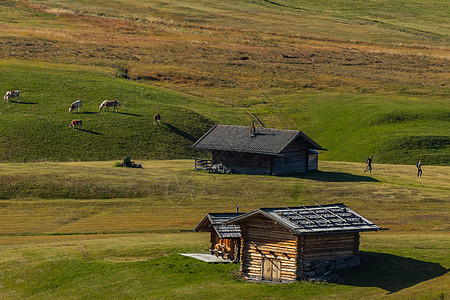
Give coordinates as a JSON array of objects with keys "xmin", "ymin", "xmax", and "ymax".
[
  {"xmin": 4, "ymin": 90, "xmax": 20, "ymax": 102},
  {"xmin": 69, "ymin": 100, "xmax": 82, "ymax": 113},
  {"xmin": 99, "ymin": 100, "xmax": 120, "ymax": 112}
]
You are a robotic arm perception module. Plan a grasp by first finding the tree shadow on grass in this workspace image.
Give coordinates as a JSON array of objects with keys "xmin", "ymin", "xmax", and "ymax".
[
  {"xmin": 165, "ymin": 123, "xmax": 197, "ymax": 142},
  {"xmin": 79, "ymin": 129, "xmax": 102, "ymax": 135},
  {"xmin": 341, "ymin": 251, "xmax": 448, "ymax": 293},
  {"xmin": 281, "ymin": 170, "xmax": 379, "ymax": 182}
]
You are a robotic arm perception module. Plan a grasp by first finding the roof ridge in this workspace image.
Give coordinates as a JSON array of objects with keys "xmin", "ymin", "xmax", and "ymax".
[{"xmin": 217, "ymin": 124, "xmax": 299, "ymax": 132}]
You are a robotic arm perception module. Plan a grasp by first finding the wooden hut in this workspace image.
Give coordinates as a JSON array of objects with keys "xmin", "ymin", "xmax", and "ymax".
[
  {"xmin": 226, "ymin": 203, "xmax": 382, "ymax": 282},
  {"xmin": 192, "ymin": 125, "xmax": 324, "ymax": 175},
  {"xmin": 194, "ymin": 213, "xmax": 243, "ymax": 261}
]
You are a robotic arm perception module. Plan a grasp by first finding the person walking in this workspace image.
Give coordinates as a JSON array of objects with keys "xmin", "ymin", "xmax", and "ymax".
[
  {"xmin": 364, "ymin": 155, "xmax": 373, "ymax": 174},
  {"xmin": 416, "ymin": 160, "xmax": 422, "ymax": 178}
]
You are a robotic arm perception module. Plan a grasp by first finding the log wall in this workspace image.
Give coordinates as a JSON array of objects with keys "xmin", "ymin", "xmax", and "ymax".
[
  {"xmin": 301, "ymin": 232, "xmax": 360, "ymax": 264},
  {"xmin": 239, "ymin": 215, "xmax": 298, "ymax": 282},
  {"xmin": 273, "ymin": 139, "xmax": 309, "ymax": 174},
  {"xmin": 308, "ymin": 153, "xmax": 318, "ymax": 171},
  {"xmin": 212, "ymin": 150, "xmax": 272, "ymax": 175},
  {"xmin": 237, "ymin": 214, "xmax": 362, "ymax": 282},
  {"xmin": 210, "ymin": 231, "xmax": 240, "ymax": 261}
]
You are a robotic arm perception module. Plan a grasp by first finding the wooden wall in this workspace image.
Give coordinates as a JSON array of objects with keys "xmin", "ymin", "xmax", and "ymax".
[
  {"xmin": 273, "ymin": 138, "xmax": 309, "ymax": 175},
  {"xmin": 308, "ymin": 153, "xmax": 318, "ymax": 171},
  {"xmin": 212, "ymin": 150, "xmax": 272, "ymax": 175},
  {"xmin": 237, "ymin": 214, "xmax": 362, "ymax": 282},
  {"xmin": 210, "ymin": 231, "xmax": 240, "ymax": 261},
  {"xmin": 299, "ymin": 232, "xmax": 360, "ymax": 265},
  {"xmin": 238, "ymin": 215, "xmax": 298, "ymax": 282},
  {"xmin": 209, "ymin": 136, "xmax": 318, "ymax": 175}
]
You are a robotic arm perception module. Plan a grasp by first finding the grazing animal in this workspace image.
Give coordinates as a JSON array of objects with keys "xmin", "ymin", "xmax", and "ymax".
[
  {"xmin": 69, "ymin": 100, "xmax": 82, "ymax": 113},
  {"xmin": 99, "ymin": 100, "xmax": 120, "ymax": 112},
  {"xmin": 4, "ymin": 90, "xmax": 20, "ymax": 102},
  {"xmin": 69, "ymin": 119, "xmax": 82, "ymax": 130},
  {"xmin": 153, "ymin": 113, "xmax": 161, "ymax": 125}
]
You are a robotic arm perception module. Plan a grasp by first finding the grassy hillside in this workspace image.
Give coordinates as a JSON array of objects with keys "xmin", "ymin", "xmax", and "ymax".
[
  {"xmin": 0, "ymin": 60, "xmax": 220, "ymax": 162},
  {"xmin": 257, "ymin": 93, "xmax": 450, "ymax": 165},
  {"xmin": 0, "ymin": 1, "xmax": 448, "ymax": 299},
  {"xmin": 0, "ymin": 0, "xmax": 449, "ymax": 164},
  {"xmin": 0, "ymin": 60, "xmax": 448, "ymax": 164},
  {"xmin": 0, "ymin": 160, "xmax": 448, "ymax": 299}
]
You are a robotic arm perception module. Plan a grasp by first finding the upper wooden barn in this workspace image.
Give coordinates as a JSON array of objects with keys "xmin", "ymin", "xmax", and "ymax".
[
  {"xmin": 192, "ymin": 124, "xmax": 324, "ymax": 175},
  {"xmin": 226, "ymin": 203, "xmax": 382, "ymax": 283},
  {"xmin": 194, "ymin": 213, "xmax": 243, "ymax": 261}
]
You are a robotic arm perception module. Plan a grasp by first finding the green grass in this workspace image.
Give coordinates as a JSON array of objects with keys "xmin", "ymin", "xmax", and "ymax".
[
  {"xmin": 0, "ymin": 232, "xmax": 448, "ymax": 299},
  {"xmin": 0, "ymin": 61, "xmax": 448, "ymax": 165},
  {"xmin": 0, "ymin": 160, "xmax": 448, "ymax": 299},
  {"xmin": 0, "ymin": 60, "xmax": 218, "ymax": 162},
  {"xmin": 260, "ymin": 93, "xmax": 450, "ymax": 165},
  {"xmin": 0, "ymin": 1, "xmax": 448, "ymax": 298}
]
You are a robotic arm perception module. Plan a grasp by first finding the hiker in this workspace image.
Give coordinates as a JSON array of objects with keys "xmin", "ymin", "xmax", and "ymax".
[
  {"xmin": 364, "ymin": 155, "xmax": 373, "ymax": 174},
  {"xmin": 416, "ymin": 160, "xmax": 422, "ymax": 178}
]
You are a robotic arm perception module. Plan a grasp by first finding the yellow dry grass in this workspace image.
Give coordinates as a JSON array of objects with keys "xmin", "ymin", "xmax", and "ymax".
[{"xmin": 0, "ymin": 160, "xmax": 447, "ymax": 236}]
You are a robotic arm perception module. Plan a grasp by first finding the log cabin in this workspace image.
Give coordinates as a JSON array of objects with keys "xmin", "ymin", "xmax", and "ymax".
[
  {"xmin": 226, "ymin": 203, "xmax": 383, "ymax": 282},
  {"xmin": 194, "ymin": 213, "xmax": 243, "ymax": 262},
  {"xmin": 192, "ymin": 124, "xmax": 324, "ymax": 175}
]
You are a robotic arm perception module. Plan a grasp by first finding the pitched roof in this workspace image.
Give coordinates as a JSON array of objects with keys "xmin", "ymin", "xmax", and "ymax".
[
  {"xmin": 226, "ymin": 203, "xmax": 382, "ymax": 235},
  {"xmin": 194, "ymin": 213, "xmax": 243, "ymax": 239},
  {"xmin": 192, "ymin": 125, "xmax": 323, "ymax": 155}
]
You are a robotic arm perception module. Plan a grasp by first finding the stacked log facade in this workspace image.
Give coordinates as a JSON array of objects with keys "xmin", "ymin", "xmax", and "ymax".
[
  {"xmin": 303, "ymin": 232, "xmax": 360, "ymax": 262},
  {"xmin": 210, "ymin": 231, "xmax": 240, "ymax": 261},
  {"xmin": 239, "ymin": 215, "xmax": 298, "ymax": 282},
  {"xmin": 308, "ymin": 152, "xmax": 319, "ymax": 171},
  {"xmin": 238, "ymin": 216, "xmax": 362, "ymax": 282},
  {"xmin": 273, "ymin": 139, "xmax": 309, "ymax": 175},
  {"xmin": 211, "ymin": 138, "xmax": 316, "ymax": 175},
  {"xmin": 212, "ymin": 150, "xmax": 272, "ymax": 175}
]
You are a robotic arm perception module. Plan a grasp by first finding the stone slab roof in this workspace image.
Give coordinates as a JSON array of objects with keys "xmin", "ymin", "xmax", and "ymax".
[
  {"xmin": 194, "ymin": 213, "xmax": 243, "ymax": 239},
  {"xmin": 227, "ymin": 203, "xmax": 383, "ymax": 235}
]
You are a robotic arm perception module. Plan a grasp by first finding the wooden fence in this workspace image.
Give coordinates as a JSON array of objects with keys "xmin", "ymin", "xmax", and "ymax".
[{"xmin": 195, "ymin": 159, "xmax": 212, "ymax": 171}]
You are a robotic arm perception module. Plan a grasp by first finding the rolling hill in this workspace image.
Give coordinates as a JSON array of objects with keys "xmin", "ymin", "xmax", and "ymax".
[
  {"xmin": 0, "ymin": 1, "xmax": 449, "ymax": 299},
  {"xmin": 0, "ymin": 60, "xmax": 448, "ymax": 164},
  {"xmin": 0, "ymin": 0, "xmax": 449, "ymax": 164}
]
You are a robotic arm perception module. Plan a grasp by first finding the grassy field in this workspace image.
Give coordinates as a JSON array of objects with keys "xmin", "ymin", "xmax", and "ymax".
[
  {"xmin": 0, "ymin": 0, "xmax": 449, "ymax": 298},
  {"xmin": 0, "ymin": 0, "xmax": 449, "ymax": 164},
  {"xmin": 0, "ymin": 60, "xmax": 448, "ymax": 164},
  {"xmin": 0, "ymin": 160, "xmax": 448, "ymax": 299}
]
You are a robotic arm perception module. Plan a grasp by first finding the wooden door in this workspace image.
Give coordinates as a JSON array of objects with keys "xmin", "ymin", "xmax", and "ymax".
[{"xmin": 262, "ymin": 258, "xmax": 281, "ymax": 281}]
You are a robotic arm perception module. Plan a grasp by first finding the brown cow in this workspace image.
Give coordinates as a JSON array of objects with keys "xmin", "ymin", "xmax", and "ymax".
[{"xmin": 69, "ymin": 119, "xmax": 82, "ymax": 130}]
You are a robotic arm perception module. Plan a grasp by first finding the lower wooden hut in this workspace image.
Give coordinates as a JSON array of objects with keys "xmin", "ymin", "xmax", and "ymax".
[
  {"xmin": 194, "ymin": 213, "xmax": 243, "ymax": 262},
  {"xmin": 226, "ymin": 203, "xmax": 383, "ymax": 282}
]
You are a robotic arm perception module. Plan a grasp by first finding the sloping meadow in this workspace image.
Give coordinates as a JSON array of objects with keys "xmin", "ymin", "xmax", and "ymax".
[{"xmin": 0, "ymin": 61, "xmax": 215, "ymax": 162}]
